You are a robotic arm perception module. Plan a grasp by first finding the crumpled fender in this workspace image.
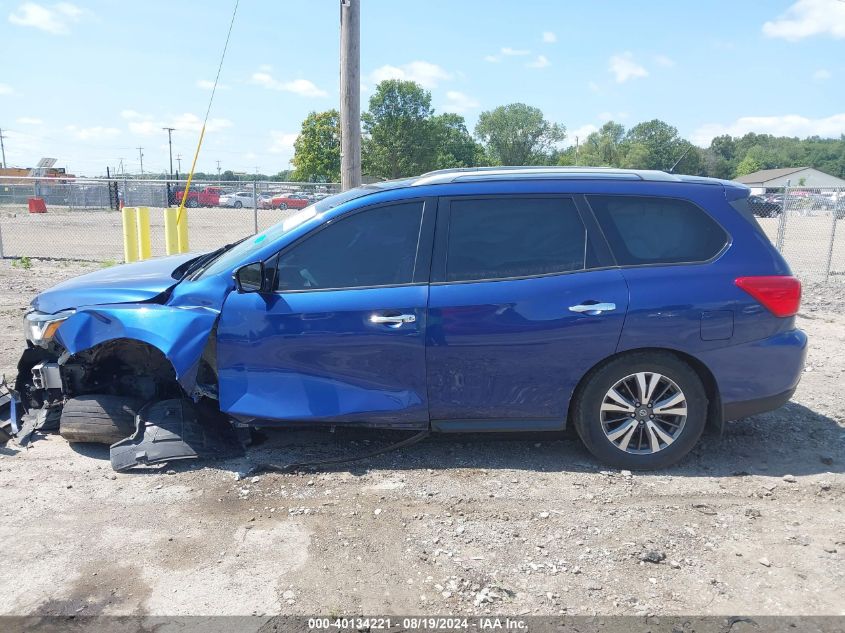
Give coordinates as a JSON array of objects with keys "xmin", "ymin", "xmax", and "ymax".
[{"xmin": 55, "ymin": 304, "xmax": 219, "ymax": 391}]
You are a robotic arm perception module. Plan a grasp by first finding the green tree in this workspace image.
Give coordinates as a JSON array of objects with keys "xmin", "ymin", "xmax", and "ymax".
[
  {"xmin": 735, "ymin": 155, "xmax": 761, "ymax": 177},
  {"xmin": 573, "ymin": 121, "xmax": 626, "ymax": 166},
  {"xmin": 431, "ymin": 113, "xmax": 484, "ymax": 168},
  {"xmin": 474, "ymin": 103, "xmax": 565, "ymax": 165},
  {"xmin": 291, "ymin": 110, "xmax": 341, "ymax": 182},
  {"xmin": 621, "ymin": 119, "xmax": 688, "ymax": 171},
  {"xmin": 362, "ymin": 80, "xmax": 440, "ymax": 179}
]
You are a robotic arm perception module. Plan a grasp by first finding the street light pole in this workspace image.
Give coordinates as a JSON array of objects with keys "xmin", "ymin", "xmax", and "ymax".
[
  {"xmin": 340, "ymin": 0, "xmax": 361, "ymax": 190},
  {"xmin": 162, "ymin": 127, "xmax": 175, "ymax": 178}
]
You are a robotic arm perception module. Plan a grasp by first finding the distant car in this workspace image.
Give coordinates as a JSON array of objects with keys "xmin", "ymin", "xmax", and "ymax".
[
  {"xmin": 748, "ymin": 195, "xmax": 782, "ymax": 218},
  {"xmin": 219, "ymin": 191, "xmax": 256, "ymax": 208},
  {"xmin": 171, "ymin": 186, "xmax": 222, "ymax": 208},
  {"xmin": 270, "ymin": 193, "xmax": 311, "ymax": 210}
]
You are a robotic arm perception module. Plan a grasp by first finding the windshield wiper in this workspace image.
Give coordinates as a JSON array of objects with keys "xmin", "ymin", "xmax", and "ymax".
[{"xmin": 177, "ymin": 237, "xmax": 247, "ymax": 281}]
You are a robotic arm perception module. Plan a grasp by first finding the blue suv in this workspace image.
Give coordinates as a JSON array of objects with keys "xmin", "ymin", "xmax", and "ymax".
[{"xmin": 12, "ymin": 168, "xmax": 807, "ymax": 470}]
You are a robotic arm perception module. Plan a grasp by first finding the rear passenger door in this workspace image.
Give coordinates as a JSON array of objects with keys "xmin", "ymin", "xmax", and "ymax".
[{"xmin": 426, "ymin": 195, "xmax": 630, "ymax": 429}]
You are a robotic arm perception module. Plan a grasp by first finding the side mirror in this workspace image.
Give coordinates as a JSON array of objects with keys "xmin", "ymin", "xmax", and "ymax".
[{"xmin": 234, "ymin": 261, "xmax": 265, "ymax": 293}]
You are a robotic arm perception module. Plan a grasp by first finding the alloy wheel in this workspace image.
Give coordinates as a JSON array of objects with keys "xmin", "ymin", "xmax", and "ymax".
[{"xmin": 599, "ymin": 372, "xmax": 688, "ymax": 455}]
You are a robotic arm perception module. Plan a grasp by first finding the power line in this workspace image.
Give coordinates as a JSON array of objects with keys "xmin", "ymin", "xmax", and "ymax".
[{"xmin": 0, "ymin": 128, "xmax": 7, "ymax": 169}]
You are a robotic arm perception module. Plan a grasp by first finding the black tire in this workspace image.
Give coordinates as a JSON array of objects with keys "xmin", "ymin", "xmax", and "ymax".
[
  {"xmin": 572, "ymin": 352, "xmax": 708, "ymax": 470},
  {"xmin": 234, "ymin": 201, "xmax": 243, "ymax": 208},
  {"xmin": 277, "ymin": 202, "xmax": 288, "ymax": 210},
  {"xmin": 186, "ymin": 198, "xmax": 199, "ymax": 208},
  {"xmin": 60, "ymin": 394, "xmax": 144, "ymax": 445}
]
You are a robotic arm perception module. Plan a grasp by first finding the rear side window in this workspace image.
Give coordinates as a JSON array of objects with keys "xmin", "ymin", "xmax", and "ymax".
[
  {"xmin": 587, "ymin": 195, "xmax": 727, "ymax": 265},
  {"xmin": 445, "ymin": 197, "xmax": 588, "ymax": 282},
  {"xmin": 275, "ymin": 201, "xmax": 423, "ymax": 291}
]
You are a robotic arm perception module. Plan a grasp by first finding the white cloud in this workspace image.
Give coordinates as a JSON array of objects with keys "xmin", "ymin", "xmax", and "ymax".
[
  {"xmin": 8, "ymin": 2, "xmax": 85, "ymax": 34},
  {"xmin": 501, "ymin": 47, "xmax": 530, "ymax": 56},
  {"xmin": 268, "ymin": 131, "xmax": 298, "ymax": 154},
  {"xmin": 483, "ymin": 55, "xmax": 500, "ymax": 63},
  {"xmin": 65, "ymin": 124, "xmax": 120, "ymax": 141},
  {"xmin": 654, "ymin": 54, "xmax": 675, "ymax": 67},
  {"xmin": 813, "ymin": 68, "xmax": 832, "ymax": 80},
  {"xmin": 763, "ymin": 0, "xmax": 845, "ymax": 40},
  {"xmin": 608, "ymin": 52, "xmax": 648, "ymax": 83},
  {"xmin": 441, "ymin": 91, "xmax": 480, "ymax": 114},
  {"xmin": 542, "ymin": 31, "xmax": 557, "ymax": 43},
  {"xmin": 564, "ymin": 124, "xmax": 599, "ymax": 147},
  {"xmin": 691, "ymin": 112, "xmax": 845, "ymax": 146},
  {"xmin": 196, "ymin": 79, "xmax": 229, "ymax": 91},
  {"xmin": 526, "ymin": 54, "xmax": 550, "ymax": 69},
  {"xmin": 251, "ymin": 72, "xmax": 327, "ymax": 97},
  {"xmin": 369, "ymin": 61, "xmax": 453, "ymax": 89},
  {"xmin": 0, "ymin": 83, "xmax": 16, "ymax": 95},
  {"xmin": 17, "ymin": 116, "xmax": 42, "ymax": 124},
  {"xmin": 122, "ymin": 110, "xmax": 232, "ymax": 136},
  {"xmin": 588, "ymin": 81, "xmax": 601, "ymax": 93}
]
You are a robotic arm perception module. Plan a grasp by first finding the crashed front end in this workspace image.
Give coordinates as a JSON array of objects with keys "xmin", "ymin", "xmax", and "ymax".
[{"xmin": 3, "ymin": 302, "xmax": 241, "ymax": 470}]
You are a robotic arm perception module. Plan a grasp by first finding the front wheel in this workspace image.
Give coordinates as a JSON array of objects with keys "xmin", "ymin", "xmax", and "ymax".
[
  {"xmin": 277, "ymin": 202, "xmax": 288, "ymax": 210},
  {"xmin": 234, "ymin": 201, "xmax": 243, "ymax": 208},
  {"xmin": 572, "ymin": 352, "xmax": 708, "ymax": 470}
]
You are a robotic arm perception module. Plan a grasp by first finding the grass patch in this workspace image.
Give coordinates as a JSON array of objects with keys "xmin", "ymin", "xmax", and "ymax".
[{"xmin": 11, "ymin": 256, "xmax": 32, "ymax": 270}]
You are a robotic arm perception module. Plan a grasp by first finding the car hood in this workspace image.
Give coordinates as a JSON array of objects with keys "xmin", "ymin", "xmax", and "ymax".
[{"xmin": 32, "ymin": 253, "xmax": 198, "ymax": 314}]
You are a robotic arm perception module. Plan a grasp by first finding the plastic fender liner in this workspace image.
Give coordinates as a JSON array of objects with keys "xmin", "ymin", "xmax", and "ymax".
[
  {"xmin": 110, "ymin": 399, "xmax": 241, "ymax": 471},
  {"xmin": 55, "ymin": 304, "xmax": 219, "ymax": 392}
]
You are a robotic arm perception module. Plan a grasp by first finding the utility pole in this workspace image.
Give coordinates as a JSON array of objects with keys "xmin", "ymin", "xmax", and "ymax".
[
  {"xmin": 162, "ymin": 127, "xmax": 175, "ymax": 179},
  {"xmin": 340, "ymin": 0, "xmax": 361, "ymax": 190},
  {"xmin": 217, "ymin": 160, "xmax": 222, "ymax": 185},
  {"xmin": 137, "ymin": 146, "xmax": 144, "ymax": 175},
  {"xmin": 0, "ymin": 128, "xmax": 7, "ymax": 169},
  {"xmin": 575, "ymin": 136, "xmax": 579, "ymax": 167},
  {"xmin": 176, "ymin": 154, "xmax": 182, "ymax": 173}
]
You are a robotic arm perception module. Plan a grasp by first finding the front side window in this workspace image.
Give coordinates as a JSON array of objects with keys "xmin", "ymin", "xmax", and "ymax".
[
  {"xmin": 587, "ymin": 195, "xmax": 728, "ymax": 265},
  {"xmin": 445, "ymin": 197, "xmax": 588, "ymax": 282},
  {"xmin": 275, "ymin": 201, "xmax": 424, "ymax": 291}
]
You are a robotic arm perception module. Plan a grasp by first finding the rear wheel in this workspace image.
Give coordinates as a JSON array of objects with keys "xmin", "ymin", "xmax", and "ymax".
[
  {"xmin": 277, "ymin": 202, "xmax": 288, "ymax": 210},
  {"xmin": 60, "ymin": 394, "xmax": 143, "ymax": 445},
  {"xmin": 234, "ymin": 201, "xmax": 243, "ymax": 208},
  {"xmin": 572, "ymin": 352, "xmax": 707, "ymax": 469},
  {"xmin": 186, "ymin": 198, "xmax": 199, "ymax": 208}
]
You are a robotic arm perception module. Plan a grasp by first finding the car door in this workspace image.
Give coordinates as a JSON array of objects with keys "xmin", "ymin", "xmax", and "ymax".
[
  {"xmin": 426, "ymin": 194, "xmax": 629, "ymax": 430},
  {"xmin": 216, "ymin": 198, "xmax": 436, "ymax": 428}
]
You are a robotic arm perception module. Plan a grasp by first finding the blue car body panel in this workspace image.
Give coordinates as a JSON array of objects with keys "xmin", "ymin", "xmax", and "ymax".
[
  {"xmin": 426, "ymin": 269, "xmax": 629, "ymax": 425},
  {"xmin": 216, "ymin": 285, "xmax": 429, "ymax": 427},
  {"xmin": 33, "ymin": 253, "xmax": 196, "ymax": 314},
  {"xmin": 32, "ymin": 171, "xmax": 806, "ymax": 433}
]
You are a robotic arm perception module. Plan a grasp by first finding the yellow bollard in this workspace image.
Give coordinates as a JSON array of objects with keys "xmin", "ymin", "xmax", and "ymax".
[
  {"xmin": 121, "ymin": 207, "xmax": 139, "ymax": 263},
  {"xmin": 136, "ymin": 206, "xmax": 151, "ymax": 260},
  {"xmin": 164, "ymin": 208, "xmax": 179, "ymax": 256},
  {"xmin": 176, "ymin": 207, "xmax": 189, "ymax": 253}
]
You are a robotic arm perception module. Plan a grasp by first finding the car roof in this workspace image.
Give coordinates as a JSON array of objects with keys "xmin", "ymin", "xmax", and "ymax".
[{"xmin": 364, "ymin": 166, "xmax": 744, "ymax": 191}]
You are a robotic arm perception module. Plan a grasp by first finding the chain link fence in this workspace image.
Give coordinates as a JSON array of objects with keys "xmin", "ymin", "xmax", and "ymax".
[
  {"xmin": 0, "ymin": 177, "xmax": 341, "ymax": 262},
  {"xmin": 1, "ymin": 177, "xmax": 843, "ymax": 282},
  {"xmin": 749, "ymin": 187, "xmax": 845, "ymax": 282}
]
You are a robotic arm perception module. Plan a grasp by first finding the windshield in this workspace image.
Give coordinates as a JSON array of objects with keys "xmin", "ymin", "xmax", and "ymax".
[{"xmin": 196, "ymin": 186, "xmax": 378, "ymax": 279}]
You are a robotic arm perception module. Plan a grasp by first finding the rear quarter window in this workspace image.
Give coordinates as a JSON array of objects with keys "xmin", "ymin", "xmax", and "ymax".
[{"xmin": 587, "ymin": 195, "xmax": 728, "ymax": 266}]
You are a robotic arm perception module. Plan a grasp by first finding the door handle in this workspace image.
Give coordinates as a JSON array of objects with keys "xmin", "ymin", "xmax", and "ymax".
[
  {"xmin": 569, "ymin": 302, "xmax": 616, "ymax": 315},
  {"xmin": 370, "ymin": 313, "xmax": 416, "ymax": 327}
]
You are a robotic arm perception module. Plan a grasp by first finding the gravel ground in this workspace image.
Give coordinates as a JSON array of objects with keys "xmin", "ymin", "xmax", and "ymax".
[{"xmin": 0, "ymin": 259, "xmax": 842, "ymax": 617}]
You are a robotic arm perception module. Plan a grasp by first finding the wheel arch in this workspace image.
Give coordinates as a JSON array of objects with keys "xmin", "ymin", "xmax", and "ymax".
[{"xmin": 567, "ymin": 346, "xmax": 723, "ymax": 433}]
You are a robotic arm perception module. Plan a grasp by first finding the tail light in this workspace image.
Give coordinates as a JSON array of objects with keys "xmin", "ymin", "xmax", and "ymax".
[{"xmin": 735, "ymin": 276, "xmax": 801, "ymax": 317}]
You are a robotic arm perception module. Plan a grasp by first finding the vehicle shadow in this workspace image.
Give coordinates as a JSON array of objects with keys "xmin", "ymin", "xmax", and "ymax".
[
  {"xmin": 65, "ymin": 402, "xmax": 843, "ymax": 479},
  {"xmin": 214, "ymin": 401, "xmax": 843, "ymax": 479}
]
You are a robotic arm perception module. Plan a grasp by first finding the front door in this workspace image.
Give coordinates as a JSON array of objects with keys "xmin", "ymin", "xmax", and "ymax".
[
  {"xmin": 216, "ymin": 198, "xmax": 435, "ymax": 428},
  {"xmin": 426, "ymin": 195, "xmax": 629, "ymax": 428}
]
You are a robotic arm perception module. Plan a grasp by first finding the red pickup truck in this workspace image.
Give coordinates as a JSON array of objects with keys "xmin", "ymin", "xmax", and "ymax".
[{"xmin": 171, "ymin": 186, "xmax": 222, "ymax": 208}]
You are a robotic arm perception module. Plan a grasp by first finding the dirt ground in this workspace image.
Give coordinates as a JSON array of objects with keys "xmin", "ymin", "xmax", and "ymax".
[{"xmin": 0, "ymin": 259, "xmax": 842, "ymax": 617}]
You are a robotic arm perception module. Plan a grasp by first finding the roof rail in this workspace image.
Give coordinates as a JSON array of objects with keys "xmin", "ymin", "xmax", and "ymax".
[{"xmin": 412, "ymin": 166, "xmax": 687, "ymax": 185}]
